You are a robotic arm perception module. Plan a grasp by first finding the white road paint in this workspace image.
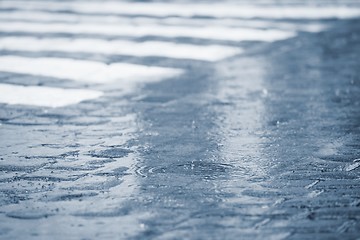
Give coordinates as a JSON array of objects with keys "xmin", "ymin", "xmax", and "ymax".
[
  {"xmin": 0, "ymin": 1, "xmax": 350, "ymax": 109},
  {"xmin": 0, "ymin": 22, "xmax": 296, "ymax": 42},
  {"xmin": 0, "ymin": 37, "xmax": 243, "ymax": 62},
  {"xmin": 0, "ymin": 56, "xmax": 183, "ymax": 84},
  {"xmin": 0, "ymin": 83, "xmax": 103, "ymax": 108},
  {"xmin": 1, "ymin": 1, "xmax": 359, "ymax": 19},
  {"xmin": 0, "ymin": 11, "xmax": 328, "ymax": 33}
]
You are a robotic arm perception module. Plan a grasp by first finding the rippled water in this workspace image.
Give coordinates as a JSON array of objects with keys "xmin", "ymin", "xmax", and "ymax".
[{"xmin": 0, "ymin": 0, "xmax": 360, "ymax": 239}]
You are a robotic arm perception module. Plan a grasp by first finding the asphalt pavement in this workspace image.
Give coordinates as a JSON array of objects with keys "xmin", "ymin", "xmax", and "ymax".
[{"xmin": 0, "ymin": 1, "xmax": 360, "ymax": 239}]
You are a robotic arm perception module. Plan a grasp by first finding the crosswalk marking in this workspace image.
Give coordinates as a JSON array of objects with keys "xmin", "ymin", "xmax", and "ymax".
[
  {"xmin": 1, "ymin": 2, "xmax": 360, "ymax": 19},
  {"xmin": 0, "ymin": 11, "xmax": 328, "ymax": 33},
  {"xmin": 0, "ymin": 22, "xmax": 296, "ymax": 42},
  {"xmin": 0, "ymin": 56, "xmax": 183, "ymax": 84},
  {"xmin": 1, "ymin": 1, "xmax": 357, "ymax": 108},
  {"xmin": 0, "ymin": 83, "xmax": 103, "ymax": 108},
  {"xmin": 0, "ymin": 37, "xmax": 243, "ymax": 62}
]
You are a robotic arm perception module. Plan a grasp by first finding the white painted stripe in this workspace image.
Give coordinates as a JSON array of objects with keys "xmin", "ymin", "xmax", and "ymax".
[
  {"xmin": 0, "ymin": 11, "xmax": 328, "ymax": 33},
  {"xmin": 0, "ymin": 1, "xmax": 359, "ymax": 19},
  {"xmin": 0, "ymin": 37, "xmax": 243, "ymax": 62},
  {"xmin": 0, "ymin": 22, "xmax": 295, "ymax": 42},
  {"xmin": 0, "ymin": 56, "xmax": 183, "ymax": 84},
  {"xmin": 0, "ymin": 83, "xmax": 103, "ymax": 107}
]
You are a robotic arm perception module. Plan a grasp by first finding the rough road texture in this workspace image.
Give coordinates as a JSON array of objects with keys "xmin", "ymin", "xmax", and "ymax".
[{"xmin": 0, "ymin": 2, "xmax": 360, "ymax": 240}]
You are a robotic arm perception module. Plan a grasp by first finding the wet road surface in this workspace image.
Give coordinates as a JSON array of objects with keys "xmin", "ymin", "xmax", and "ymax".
[{"xmin": 0, "ymin": 1, "xmax": 360, "ymax": 239}]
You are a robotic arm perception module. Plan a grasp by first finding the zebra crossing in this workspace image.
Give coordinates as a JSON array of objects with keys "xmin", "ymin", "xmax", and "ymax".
[
  {"xmin": 0, "ymin": 1, "xmax": 359, "ymax": 108},
  {"xmin": 0, "ymin": 83, "xmax": 102, "ymax": 108},
  {"xmin": 1, "ymin": 1, "xmax": 360, "ymax": 19},
  {"xmin": 0, "ymin": 10, "xmax": 328, "ymax": 32},
  {"xmin": 0, "ymin": 21, "xmax": 296, "ymax": 41},
  {"xmin": 0, "ymin": 37, "xmax": 243, "ymax": 61},
  {"xmin": 0, "ymin": 56, "xmax": 183, "ymax": 84}
]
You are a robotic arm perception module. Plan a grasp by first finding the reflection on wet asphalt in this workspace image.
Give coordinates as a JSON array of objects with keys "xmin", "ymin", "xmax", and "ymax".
[{"xmin": 0, "ymin": 1, "xmax": 360, "ymax": 239}]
